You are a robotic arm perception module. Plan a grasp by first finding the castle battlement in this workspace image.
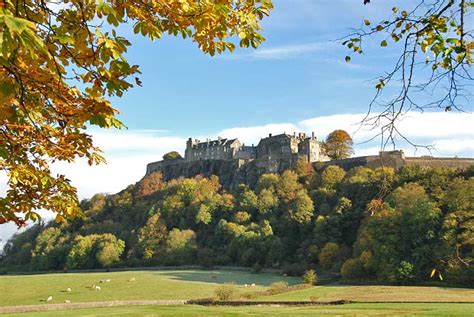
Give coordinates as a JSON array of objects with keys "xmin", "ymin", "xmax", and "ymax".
[
  {"xmin": 183, "ymin": 131, "xmax": 328, "ymax": 165},
  {"xmin": 146, "ymin": 132, "xmax": 474, "ymax": 189}
]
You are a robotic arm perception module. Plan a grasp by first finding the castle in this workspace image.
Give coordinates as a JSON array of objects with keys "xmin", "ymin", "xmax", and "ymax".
[
  {"xmin": 147, "ymin": 132, "xmax": 329, "ymax": 178},
  {"xmin": 146, "ymin": 132, "xmax": 474, "ymax": 189},
  {"xmin": 184, "ymin": 132, "xmax": 328, "ymax": 164}
]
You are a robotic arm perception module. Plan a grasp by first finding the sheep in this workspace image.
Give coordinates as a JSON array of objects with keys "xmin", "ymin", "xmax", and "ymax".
[
  {"xmin": 46, "ymin": 296, "xmax": 53, "ymax": 302},
  {"xmin": 94, "ymin": 285, "xmax": 101, "ymax": 291},
  {"xmin": 251, "ymin": 283, "xmax": 256, "ymax": 287},
  {"xmin": 64, "ymin": 300, "xmax": 71, "ymax": 303},
  {"xmin": 99, "ymin": 279, "xmax": 106, "ymax": 283},
  {"xmin": 66, "ymin": 288, "xmax": 72, "ymax": 292},
  {"xmin": 105, "ymin": 279, "xmax": 111, "ymax": 283},
  {"xmin": 244, "ymin": 284, "xmax": 248, "ymax": 287},
  {"xmin": 129, "ymin": 277, "xmax": 136, "ymax": 282}
]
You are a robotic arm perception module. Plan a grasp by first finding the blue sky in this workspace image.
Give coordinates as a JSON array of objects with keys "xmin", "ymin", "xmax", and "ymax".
[
  {"xmin": 1, "ymin": 0, "xmax": 473, "ymax": 247},
  {"xmin": 111, "ymin": 0, "xmax": 405, "ymax": 134}
]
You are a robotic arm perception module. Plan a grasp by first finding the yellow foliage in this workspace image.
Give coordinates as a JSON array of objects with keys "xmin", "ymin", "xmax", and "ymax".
[{"xmin": 0, "ymin": 0, "xmax": 273, "ymax": 225}]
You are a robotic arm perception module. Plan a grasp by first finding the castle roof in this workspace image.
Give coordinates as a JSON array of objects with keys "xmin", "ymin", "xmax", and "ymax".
[{"xmin": 193, "ymin": 138, "xmax": 239, "ymax": 149}]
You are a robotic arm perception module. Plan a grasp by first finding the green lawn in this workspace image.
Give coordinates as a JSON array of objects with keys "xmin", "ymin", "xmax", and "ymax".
[
  {"xmin": 0, "ymin": 270, "xmax": 300, "ymax": 307},
  {"xmin": 2, "ymin": 269, "xmax": 473, "ymax": 316},
  {"xmin": 4, "ymin": 303, "xmax": 474, "ymax": 316},
  {"xmin": 257, "ymin": 285, "xmax": 474, "ymax": 302}
]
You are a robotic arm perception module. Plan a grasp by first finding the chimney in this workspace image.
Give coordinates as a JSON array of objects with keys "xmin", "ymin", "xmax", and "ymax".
[
  {"xmin": 269, "ymin": 133, "xmax": 272, "ymax": 137},
  {"xmin": 312, "ymin": 132, "xmax": 315, "ymax": 139}
]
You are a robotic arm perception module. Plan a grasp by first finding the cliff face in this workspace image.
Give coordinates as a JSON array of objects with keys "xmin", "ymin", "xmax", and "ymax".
[
  {"xmin": 146, "ymin": 159, "xmax": 264, "ymax": 189},
  {"xmin": 146, "ymin": 151, "xmax": 474, "ymax": 189}
]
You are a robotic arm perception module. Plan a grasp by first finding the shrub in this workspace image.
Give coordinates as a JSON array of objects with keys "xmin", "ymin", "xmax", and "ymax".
[
  {"xmin": 341, "ymin": 258, "xmax": 366, "ymax": 281},
  {"xmin": 282, "ymin": 263, "xmax": 306, "ymax": 276},
  {"xmin": 268, "ymin": 281, "xmax": 289, "ymax": 294},
  {"xmin": 319, "ymin": 242, "xmax": 340, "ymax": 271},
  {"xmin": 214, "ymin": 283, "xmax": 237, "ymax": 300},
  {"xmin": 303, "ymin": 269, "xmax": 318, "ymax": 285}
]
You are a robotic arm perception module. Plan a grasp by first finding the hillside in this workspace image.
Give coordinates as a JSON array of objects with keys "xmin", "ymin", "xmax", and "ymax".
[{"xmin": 1, "ymin": 163, "xmax": 473, "ymax": 287}]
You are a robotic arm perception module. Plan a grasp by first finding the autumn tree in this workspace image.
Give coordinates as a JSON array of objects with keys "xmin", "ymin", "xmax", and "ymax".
[
  {"xmin": 0, "ymin": 0, "xmax": 274, "ymax": 225},
  {"xmin": 323, "ymin": 130, "xmax": 354, "ymax": 160}
]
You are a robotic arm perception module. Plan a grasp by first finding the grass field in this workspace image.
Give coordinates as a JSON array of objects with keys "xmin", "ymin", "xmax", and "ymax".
[
  {"xmin": 1, "ymin": 269, "xmax": 473, "ymax": 316},
  {"xmin": 257, "ymin": 285, "xmax": 474, "ymax": 302},
  {"xmin": 4, "ymin": 303, "xmax": 474, "ymax": 316},
  {"xmin": 0, "ymin": 270, "xmax": 300, "ymax": 307}
]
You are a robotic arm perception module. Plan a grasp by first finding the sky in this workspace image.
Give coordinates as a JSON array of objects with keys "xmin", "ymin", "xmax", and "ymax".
[{"xmin": 1, "ymin": 0, "xmax": 473, "ymax": 248}]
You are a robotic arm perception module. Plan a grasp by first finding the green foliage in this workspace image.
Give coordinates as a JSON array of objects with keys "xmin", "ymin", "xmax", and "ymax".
[
  {"xmin": 163, "ymin": 151, "xmax": 183, "ymax": 161},
  {"xmin": 137, "ymin": 213, "xmax": 168, "ymax": 260},
  {"xmin": 67, "ymin": 233, "xmax": 125, "ymax": 269},
  {"xmin": 214, "ymin": 283, "xmax": 237, "ymax": 300},
  {"xmin": 319, "ymin": 242, "xmax": 340, "ymax": 271},
  {"xmin": 321, "ymin": 165, "xmax": 346, "ymax": 189},
  {"xmin": 2, "ymin": 165, "xmax": 472, "ymax": 287},
  {"xmin": 165, "ymin": 229, "xmax": 197, "ymax": 265},
  {"xmin": 302, "ymin": 269, "xmax": 318, "ymax": 285},
  {"xmin": 341, "ymin": 258, "xmax": 366, "ymax": 281}
]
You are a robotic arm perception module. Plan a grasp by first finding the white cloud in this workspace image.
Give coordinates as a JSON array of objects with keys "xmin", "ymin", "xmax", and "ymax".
[
  {"xmin": 222, "ymin": 41, "xmax": 337, "ymax": 60},
  {"xmin": 251, "ymin": 42, "xmax": 335, "ymax": 59},
  {"xmin": 1, "ymin": 111, "xmax": 472, "ymax": 247}
]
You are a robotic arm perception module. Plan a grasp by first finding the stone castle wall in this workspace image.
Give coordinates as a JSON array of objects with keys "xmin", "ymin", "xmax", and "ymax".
[
  {"xmin": 313, "ymin": 151, "xmax": 474, "ymax": 171},
  {"xmin": 147, "ymin": 147, "xmax": 474, "ymax": 189}
]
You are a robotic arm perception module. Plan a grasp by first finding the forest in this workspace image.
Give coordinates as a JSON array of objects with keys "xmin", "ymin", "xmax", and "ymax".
[{"xmin": 1, "ymin": 162, "xmax": 472, "ymax": 287}]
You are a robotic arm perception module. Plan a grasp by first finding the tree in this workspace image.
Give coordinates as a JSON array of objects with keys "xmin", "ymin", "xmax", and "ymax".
[
  {"xmin": 323, "ymin": 130, "xmax": 354, "ymax": 160},
  {"xmin": 319, "ymin": 242, "xmax": 340, "ymax": 271},
  {"xmin": 0, "ymin": 0, "xmax": 274, "ymax": 225},
  {"xmin": 346, "ymin": 1, "xmax": 473, "ymax": 148},
  {"xmin": 302, "ymin": 269, "xmax": 318, "ymax": 285},
  {"xmin": 67, "ymin": 233, "xmax": 125, "ymax": 269},
  {"xmin": 320, "ymin": 165, "xmax": 346, "ymax": 189},
  {"xmin": 137, "ymin": 213, "xmax": 168, "ymax": 260},
  {"xmin": 162, "ymin": 151, "xmax": 182, "ymax": 161}
]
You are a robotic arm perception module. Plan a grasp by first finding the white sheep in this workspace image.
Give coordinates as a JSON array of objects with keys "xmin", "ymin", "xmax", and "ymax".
[
  {"xmin": 251, "ymin": 283, "xmax": 256, "ymax": 287},
  {"xmin": 65, "ymin": 300, "xmax": 71, "ymax": 303},
  {"xmin": 46, "ymin": 296, "xmax": 53, "ymax": 302},
  {"xmin": 66, "ymin": 288, "xmax": 72, "ymax": 292},
  {"xmin": 105, "ymin": 279, "xmax": 111, "ymax": 283},
  {"xmin": 99, "ymin": 279, "xmax": 106, "ymax": 283},
  {"xmin": 95, "ymin": 285, "xmax": 101, "ymax": 291},
  {"xmin": 244, "ymin": 284, "xmax": 248, "ymax": 287},
  {"xmin": 129, "ymin": 277, "xmax": 136, "ymax": 282}
]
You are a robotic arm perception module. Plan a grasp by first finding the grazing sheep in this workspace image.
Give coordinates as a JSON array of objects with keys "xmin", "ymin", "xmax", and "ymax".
[
  {"xmin": 99, "ymin": 279, "xmax": 106, "ymax": 283},
  {"xmin": 66, "ymin": 288, "xmax": 72, "ymax": 292},
  {"xmin": 244, "ymin": 284, "xmax": 248, "ymax": 287},
  {"xmin": 129, "ymin": 277, "xmax": 136, "ymax": 282},
  {"xmin": 251, "ymin": 283, "xmax": 256, "ymax": 287},
  {"xmin": 46, "ymin": 296, "xmax": 53, "ymax": 302},
  {"xmin": 95, "ymin": 285, "xmax": 101, "ymax": 291},
  {"xmin": 105, "ymin": 279, "xmax": 111, "ymax": 283},
  {"xmin": 65, "ymin": 300, "xmax": 71, "ymax": 303}
]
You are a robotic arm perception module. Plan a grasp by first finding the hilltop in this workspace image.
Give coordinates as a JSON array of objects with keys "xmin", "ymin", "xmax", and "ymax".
[{"xmin": 1, "ymin": 158, "xmax": 473, "ymax": 287}]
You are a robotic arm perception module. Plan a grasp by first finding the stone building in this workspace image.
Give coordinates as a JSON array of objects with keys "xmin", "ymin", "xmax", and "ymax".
[
  {"xmin": 257, "ymin": 132, "xmax": 325, "ymax": 161},
  {"xmin": 185, "ymin": 137, "xmax": 241, "ymax": 161},
  {"xmin": 184, "ymin": 132, "xmax": 327, "ymax": 164}
]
